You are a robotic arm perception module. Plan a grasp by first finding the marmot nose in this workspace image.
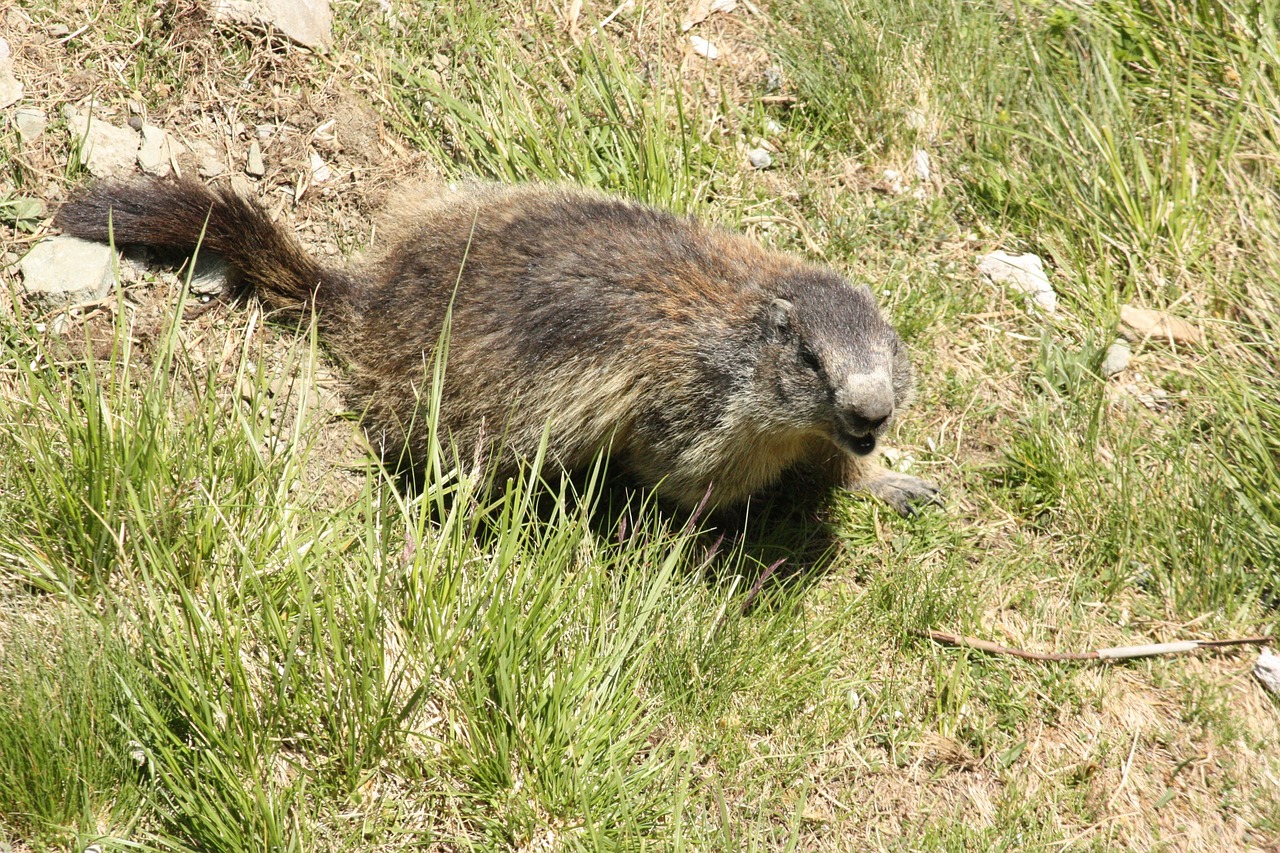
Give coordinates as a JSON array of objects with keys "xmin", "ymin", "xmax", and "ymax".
[
  {"xmin": 847, "ymin": 411, "xmax": 890, "ymax": 433},
  {"xmin": 837, "ymin": 374, "xmax": 894, "ymax": 434}
]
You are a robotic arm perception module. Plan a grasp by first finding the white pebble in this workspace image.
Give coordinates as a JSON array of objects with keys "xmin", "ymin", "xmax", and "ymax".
[
  {"xmin": 1255, "ymin": 648, "xmax": 1280, "ymax": 696},
  {"xmin": 689, "ymin": 35, "xmax": 719, "ymax": 60},
  {"xmin": 747, "ymin": 147, "xmax": 772, "ymax": 169}
]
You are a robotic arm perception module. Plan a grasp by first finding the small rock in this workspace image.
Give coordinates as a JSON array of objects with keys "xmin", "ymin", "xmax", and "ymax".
[
  {"xmin": 245, "ymin": 140, "xmax": 266, "ymax": 177},
  {"xmin": 911, "ymin": 148, "xmax": 931, "ymax": 183},
  {"xmin": 689, "ymin": 35, "xmax": 719, "ymax": 60},
  {"xmin": 230, "ymin": 173, "xmax": 254, "ymax": 199},
  {"xmin": 237, "ymin": 375, "xmax": 257, "ymax": 403},
  {"xmin": 1254, "ymin": 649, "xmax": 1280, "ymax": 696},
  {"xmin": 189, "ymin": 138, "xmax": 227, "ymax": 178},
  {"xmin": 268, "ymin": 374, "xmax": 294, "ymax": 399},
  {"xmin": 311, "ymin": 118, "xmax": 338, "ymax": 151},
  {"xmin": 681, "ymin": 0, "xmax": 736, "ymax": 31},
  {"xmin": 212, "ymin": 0, "xmax": 333, "ymax": 50},
  {"xmin": 309, "ymin": 149, "xmax": 331, "ymax": 182},
  {"xmin": 877, "ymin": 168, "xmax": 905, "ymax": 195},
  {"xmin": 1119, "ymin": 304, "xmax": 1204, "ymax": 347},
  {"xmin": 746, "ymin": 147, "xmax": 772, "ymax": 169},
  {"xmin": 19, "ymin": 236, "xmax": 116, "ymax": 306},
  {"xmin": 14, "ymin": 107, "xmax": 46, "ymax": 141},
  {"xmin": 763, "ymin": 118, "xmax": 784, "ymax": 135},
  {"xmin": 137, "ymin": 124, "xmax": 174, "ymax": 177},
  {"xmin": 65, "ymin": 107, "xmax": 140, "ymax": 179},
  {"xmin": 47, "ymin": 23, "xmax": 70, "ymax": 38},
  {"xmin": 186, "ymin": 253, "xmax": 233, "ymax": 296},
  {"xmin": 880, "ymin": 447, "xmax": 915, "ymax": 471},
  {"xmin": 761, "ymin": 66, "xmax": 784, "ymax": 94},
  {"xmin": 1129, "ymin": 384, "xmax": 1169, "ymax": 410},
  {"xmin": 6, "ymin": 7, "xmax": 32, "ymax": 33},
  {"xmin": 1101, "ymin": 338, "xmax": 1131, "ymax": 378},
  {"xmin": 977, "ymin": 250, "xmax": 1056, "ymax": 313},
  {"xmin": 0, "ymin": 38, "xmax": 23, "ymax": 109}
]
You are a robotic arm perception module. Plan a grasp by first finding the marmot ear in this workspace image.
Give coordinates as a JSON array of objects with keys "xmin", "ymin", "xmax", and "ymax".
[{"xmin": 765, "ymin": 298, "xmax": 794, "ymax": 342}]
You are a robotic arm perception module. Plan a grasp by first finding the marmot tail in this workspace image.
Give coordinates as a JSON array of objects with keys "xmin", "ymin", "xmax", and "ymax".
[{"xmin": 54, "ymin": 177, "xmax": 353, "ymax": 326}]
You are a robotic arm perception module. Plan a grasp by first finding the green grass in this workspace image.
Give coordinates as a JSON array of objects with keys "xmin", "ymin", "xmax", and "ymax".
[{"xmin": 2, "ymin": 0, "xmax": 1279, "ymax": 848}]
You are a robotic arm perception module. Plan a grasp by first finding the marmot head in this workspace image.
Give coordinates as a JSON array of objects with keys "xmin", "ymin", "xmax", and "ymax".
[{"xmin": 755, "ymin": 272, "xmax": 914, "ymax": 456}]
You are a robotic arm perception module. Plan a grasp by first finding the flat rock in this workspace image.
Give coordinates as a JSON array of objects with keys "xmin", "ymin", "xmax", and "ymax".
[
  {"xmin": 689, "ymin": 35, "xmax": 719, "ymax": 60},
  {"xmin": 212, "ymin": 0, "xmax": 332, "ymax": 50},
  {"xmin": 747, "ymin": 147, "xmax": 772, "ymax": 169},
  {"xmin": 187, "ymin": 253, "xmax": 233, "ymax": 296},
  {"xmin": 1255, "ymin": 649, "xmax": 1280, "ymax": 696},
  {"xmin": 188, "ymin": 138, "xmax": 228, "ymax": 178},
  {"xmin": 137, "ymin": 124, "xmax": 175, "ymax": 177},
  {"xmin": 0, "ymin": 38, "xmax": 22, "ymax": 108},
  {"xmin": 911, "ymin": 148, "xmax": 931, "ymax": 182},
  {"xmin": 977, "ymin": 250, "xmax": 1056, "ymax": 313},
  {"xmin": 1119, "ymin": 304, "xmax": 1204, "ymax": 347},
  {"xmin": 1101, "ymin": 338, "xmax": 1131, "ymax": 378},
  {"xmin": 64, "ymin": 107, "xmax": 140, "ymax": 179},
  {"xmin": 245, "ymin": 140, "xmax": 266, "ymax": 177},
  {"xmin": 681, "ymin": 0, "xmax": 736, "ymax": 31},
  {"xmin": 14, "ymin": 107, "xmax": 46, "ymax": 141},
  {"xmin": 19, "ymin": 236, "xmax": 116, "ymax": 305}
]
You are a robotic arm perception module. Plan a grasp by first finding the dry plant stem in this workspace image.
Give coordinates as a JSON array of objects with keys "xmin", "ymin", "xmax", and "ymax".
[
  {"xmin": 917, "ymin": 629, "xmax": 1274, "ymax": 662},
  {"xmin": 738, "ymin": 557, "xmax": 788, "ymax": 616}
]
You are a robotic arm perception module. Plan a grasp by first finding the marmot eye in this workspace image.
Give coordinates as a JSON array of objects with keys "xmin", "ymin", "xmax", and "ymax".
[{"xmin": 800, "ymin": 348, "xmax": 822, "ymax": 374}]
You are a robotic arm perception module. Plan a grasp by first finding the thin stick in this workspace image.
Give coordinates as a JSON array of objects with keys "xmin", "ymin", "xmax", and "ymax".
[{"xmin": 916, "ymin": 629, "xmax": 1272, "ymax": 662}]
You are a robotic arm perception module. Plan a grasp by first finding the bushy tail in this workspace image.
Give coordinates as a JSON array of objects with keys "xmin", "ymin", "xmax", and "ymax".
[{"xmin": 54, "ymin": 177, "xmax": 353, "ymax": 327}]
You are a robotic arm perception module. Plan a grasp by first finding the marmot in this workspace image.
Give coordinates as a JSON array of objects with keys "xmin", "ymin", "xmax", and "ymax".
[{"xmin": 54, "ymin": 178, "xmax": 939, "ymax": 515}]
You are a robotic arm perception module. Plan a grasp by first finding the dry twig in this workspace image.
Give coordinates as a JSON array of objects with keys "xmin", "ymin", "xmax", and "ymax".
[{"xmin": 917, "ymin": 629, "xmax": 1272, "ymax": 662}]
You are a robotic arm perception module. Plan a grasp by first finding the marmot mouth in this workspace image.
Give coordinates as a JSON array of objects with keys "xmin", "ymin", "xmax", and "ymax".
[{"xmin": 835, "ymin": 430, "xmax": 877, "ymax": 456}]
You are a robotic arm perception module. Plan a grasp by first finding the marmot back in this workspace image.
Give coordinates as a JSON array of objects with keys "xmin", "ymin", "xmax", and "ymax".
[{"xmin": 55, "ymin": 178, "xmax": 940, "ymax": 515}]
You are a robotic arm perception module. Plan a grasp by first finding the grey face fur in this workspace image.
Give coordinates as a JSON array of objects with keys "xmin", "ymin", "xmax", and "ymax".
[{"xmin": 756, "ymin": 274, "xmax": 913, "ymax": 457}]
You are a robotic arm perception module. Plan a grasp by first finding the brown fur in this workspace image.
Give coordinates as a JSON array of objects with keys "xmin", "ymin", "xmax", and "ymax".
[{"xmin": 54, "ymin": 178, "xmax": 939, "ymax": 514}]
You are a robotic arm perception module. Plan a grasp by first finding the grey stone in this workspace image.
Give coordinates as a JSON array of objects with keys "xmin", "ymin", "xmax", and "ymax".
[
  {"xmin": 65, "ymin": 107, "xmax": 140, "ymax": 179},
  {"xmin": 747, "ymin": 147, "xmax": 772, "ymax": 169},
  {"xmin": 19, "ymin": 236, "xmax": 116, "ymax": 305},
  {"xmin": 14, "ymin": 107, "xmax": 46, "ymax": 141},
  {"xmin": 0, "ymin": 38, "xmax": 22, "ymax": 109},
  {"xmin": 688, "ymin": 34, "xmax": 718, "ymax": 60},
  {"xmin": 186, "ymin": 253, "xmax": 233, "ymax": 296},
  {"xmin": 1101, "ymin": 338, "xmax": 1131, "ymax": 378},
  {"xmin": 911, "ymin": 148, "xmax": 931, "ymax": 182},
  {"xmin": 212, "ymin": 0, "xmax": 332, "ymax": 50},
  {"xmin": 879, "ymin": 168, "xmax": 905, "ymax": 195},
  {"xmin": 245, "ymin": 140, "xmax": 266, "ymax": 177},
  {"xmin": 137, "ymin": 124, "xmax": 174, "ymax": 177},
  {"xmin": 189, "ymin": 138, "xmax": 227, "ymax": 178},
  {"xmin": 761, "ymin": 66, "xmax": 784, "ymax": 94},
  {"xmin": 977, "ymin": 250, "xmax": 1057, "ymax": 314}
]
